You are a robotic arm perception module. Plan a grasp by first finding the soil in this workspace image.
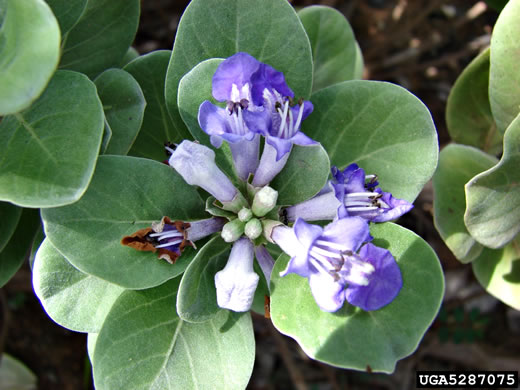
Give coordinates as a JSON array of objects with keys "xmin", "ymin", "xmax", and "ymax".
[{"xmin": 3, "ymin": 1, "xmax": 520, "ymax": 389}]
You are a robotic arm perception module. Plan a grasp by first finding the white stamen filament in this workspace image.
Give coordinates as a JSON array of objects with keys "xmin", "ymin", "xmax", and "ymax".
[
  {"xmin": 347, "ymin": 206, "xmax": 380, "ymax": 212},
  {"xmin": 165, "ymin": 146, "xmax": 176, "ymax": 155},
  {"xmin": 155, "ymin": 238, "xmax": 183, "ymax": 249},
  {"xmin": 365, "ymin": 174, "xmax": 376, "ymax": 180},
  {"xmin": 345, "ymin": 192, "xmax": 379, "ymax": 199},
  {"xmin": 149, "ymin": 231, "xmax": 184, "ymax": 240},
  {"xmin": 286, "ymin": 106, "xmax": 294, "ymax": 138},
  {"xmin": 344, "ymin": 201, "xmax": 372, "ymax": 207},
  {"xmin": 277, "ymin": 101, "xmax": 289, "ymax": 138},
  {"xmin": 314, "ymin": 239, "xmax": 348, "ymax": 252},
  {"xmin": 310, "ymin": 245, "xmax": 343, "ymax": 260},
  {"xmin": 237, "ymin": 106, "xmax": 245, "ymax": 135},
  {"xmin": 293, "ymin": 103, "xmax": 305, "ymax": 135}
]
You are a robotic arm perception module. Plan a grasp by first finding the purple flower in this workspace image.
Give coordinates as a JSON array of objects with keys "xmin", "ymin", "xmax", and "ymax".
[
  {"xmin": 332, "ymin": 164, "xmax": 413, "ymax": 222},
  {"xmin": 271, "ymin": 218, "xmax": 402, "ymax": 312},
  {"xmin": 248, "ymin": 65, "xmax": 317, "ymax": 186},
  {"xmin": 198, "ymin": 53, "xmax": 262, "ymax": 180}
]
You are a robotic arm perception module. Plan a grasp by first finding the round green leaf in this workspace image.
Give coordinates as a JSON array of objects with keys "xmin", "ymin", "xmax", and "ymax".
[
  {"xmin": 465, "ymin": 114, "xmax": 520, "ymax": 248},
  {"xmin": 0, "ymin": 354, "xmax": 37, "ymax": 390},
  {"xmin": 0, "ymin": 70, "xmax": 104, "ymax": 208},
  {"xmin": 489, "ymin": 0, "xmax": 520, "ymax": 133},
  {"xmin": 0, "ymin": 0, "xmax": 60, "ymax": 115},
  {"xmin": 271, "ymin": 144, "xmax": 330, "ymax": 206},
  {"xmin": 119, "ymin": 46, "xmax": 139, "ymax": 67},
  {"xmin": 93, "ymin": 278, "xmax": 255, "ymax": 390},
  {"xmin": 28, "ymin": 225, "xmax": 45, "ymax": 270},
  {"xmin": 165, "ymin": 0, "xmax": 313, "ymax": 141},
  {"xmin": 177, "ymin": 236, "xmax": 230, "ymax": 323},
  {"xmin": 45, "ymin": 0, "xmax": 87, "ymax": 34},
  {"xmin": 270, "ymin": 222, "xmax": 444, "ymax": 373},
  {"xmin": 125, "ymin": 51, "xmax": 190, "ymax": 161},
  {"xmin": 94, "ymin": 68, "xmax": 146, "ymax": 155},
  {"xmin": 446, "ymin": 48, "xmax": 502, "ymax": 155},
  {"xmin": 0, "ymin": 208, "xmax": 40, "ymax": 287},
  {"xmin": 298, "ymin": 5, "xmax": 363, "ymax": 92},
  {"xmin": 33, "ymin": 239, "xmax": 124, "ymax": 332},
  {"xmin": 0, "ymin": 201, "xmax": 22, "ymax": 253},
  {"xmin": 472, "ymin": 238, "xmax": 520, "ymax": 310},
  {"xmin": 433, "ymin": 144, "xmax": 498, "ymax": 263},
  {"xmin": 41, "ymin": 155, "xmax": 207, "ymax": 289},
  {"xmin": 59, "ymin": 0, "xmax": 140, "ymax": 78},
  {"xmin": 303, "ymin": 80, "xmax": 438, "ymax": 202}
]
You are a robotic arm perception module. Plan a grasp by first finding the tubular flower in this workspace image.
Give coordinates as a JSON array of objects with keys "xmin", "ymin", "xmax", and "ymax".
[
  {"xmin": 271, "ymin": 218, "xmax": 402, "ymax": 312},
  {"xmin": 215, "ymin": 237, "xmax": 259, "ymax": 312},
  {"xmin": 331, "ymin": 164, "xmax": 413, "ymax": 222},
  {"xmin": 121, "ymin": 217, "xmax": 226, "ymax": 264},
  {"xmin": 198, "ymin": 52, "xmax": 262, "ymax": 180},
  {"xmin": 284, "ymin": 164, "xmax": 413, "ymax": 223}
]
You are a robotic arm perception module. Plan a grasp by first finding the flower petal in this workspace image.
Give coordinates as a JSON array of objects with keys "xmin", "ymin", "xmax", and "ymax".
[
  {"xmin": 345, "ymin": 243, "xmax": 402, "ymax": 311},
  {"xmin": 370, "ymin": 190, "xmax": 414, "ymax": 223},
  {"xmin": 250, "ymin": 63, "xmax": 293, "ymax": 105},
  {"xmin": 212, "ymin": 52, "xmax": 260, "ymax": 102},
  {"xmin": 308, "ymin": 271, "xmax": 345, "ymax": 312},
  {"xmin": 321, "ymin": 217, "xmax": 371, "ymax": 252}
]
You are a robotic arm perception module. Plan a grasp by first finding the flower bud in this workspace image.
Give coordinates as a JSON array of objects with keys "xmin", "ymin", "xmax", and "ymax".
[
  {"xmin": 244, "ymin": 218, "xmax": 262, "ymax": 240},
  {"xmin": 221, "ymin": 218, "xmax": 245, "ymax": 243},
  {"xmin": 252, "ymin": 186, "xmax": 278, "ymax": 217},
  {"xmin": 238, "ymin": 207, "xmax": 253, "ymax": 222}
]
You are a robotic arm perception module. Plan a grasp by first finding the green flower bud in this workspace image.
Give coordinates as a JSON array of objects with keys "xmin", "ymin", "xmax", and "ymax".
[
  {"xmin": 244, "ymin": 218, "xmax": 262, "ymax": 240},
  {"xmin": 221, "ymin": 219, "xmax": 245, "ymax": 243},
  {"xmin": 238, "ymin": 207, "xmax": 253, "ymax": 222},
  {"xmin": 252, "ymin": 186, "xmax": 278, "ymax": 217}
]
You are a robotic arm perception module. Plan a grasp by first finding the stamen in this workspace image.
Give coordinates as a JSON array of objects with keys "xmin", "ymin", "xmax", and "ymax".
[
  {"xmin": 345, "ymin": 192, "xmax": 379, "ymax": 199},
  {"xmin": 149, "ymin": 231, "xmax": 184, "ymax": 240},
  {"xmin": 314, "ymin": 239, "xmax": 348, "ymax": 252},
  {"xmin": 293, "ymin": 103, "xmax": 305, "ymax": 135},
  {"xmin": 286, "ymin": 106, "xmax": 294, "ymax": 138},
  {"xmin": 237, "ymin": 106, "xmax": 245, "ymax": 135},
  {"xmin": 277, "ymin": 101, "xmax": 289, "ymax": 138},
  {"xmin": 346, "ymin": 206, "xmax": 380, "ymax": 212},
  {"xmin": 344, "ymin": 201, "xmax": 371, "ymax": 207},
  {"xmin": 155, "ymin": 238, "xmax": 184, "ymax": 249},
  {"xmin": 310, "ymin": 245, "xmax": 343, "ymax": 260}
]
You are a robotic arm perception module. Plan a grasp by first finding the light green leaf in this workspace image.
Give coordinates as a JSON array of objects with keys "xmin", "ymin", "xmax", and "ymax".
[
  {"xmin": 298, "ymin": 5, "xmax": 363, "ymax": 92},
  {"xmin": 41, "ymin": 155, "xmax": 207, "ymax": 289},
  {"xmin": 446, "ymin": 48, "xmax": 502, "ymax": 155},
  {"xmin": 177, "ymin": 236, "xmax": 230, "ymax": 323},
  {"xmin": 0, "ymin": 354, "xmax": 37, "ymax": 390},
  {"xmin": 94, "ymin": 68, "xmax": 146, "ymax": 155},
  {"xmin": 33, "ymin": 239, "xmax": 125, "ymax": 333},
  {"xmin": 0, "ymin": 70, "xmax": 104, "ymax": 208},
  {"xmin": 59, "ymin": 0, "xmax": 140, "ymax": 78},
  {"xmin": 304, "ymin": 80, "xmax": 438, "ymax": 202},
  {"xmin": 45, "ymin": 0, "xmax": 87, "ymax": 34},
  {"xmin": 0, "ymin": 202, "xmax": 22, "ymax": 253},
  {"xmin": 433, "ymin": 144, "xmax": 498, "ymax": 262},
  {"xmin": 93, "ymin": 278, "xmax": 255, "ymax": 390},
  {"xmin": 465, "ymin": 114, "xmax": 520, "ymax": 248},
  {"xmin": 28, "ymin": 225, "xmax": 45, "ymax": 270},
  {"xmin": 165, "ymin": 0, "xmax": 313, "ymax": 141},
  {"xmin": 472, "ymin": 237, "xmax": 520, "ymax": 310},
  {"xmin": 489, "ymin": 0, "xmax": 520, "ymax": 133},
  {"xmin": 0, "ymin": 0, "xmax": 60, "ymax": 115},
  {"xmin": 0, "ymin": 208, "xmax": 40, "ymax": 287},
  {"xmin": 271, "ymin": 144, "xmax": 330, "ymax": 206},
  {"xmin": 125, "ymin": 51, "xmax": 189, "ymax": 161},
  {"xmin": 270, "ymin": 222, "xmax": 444, "ymax": 373}
]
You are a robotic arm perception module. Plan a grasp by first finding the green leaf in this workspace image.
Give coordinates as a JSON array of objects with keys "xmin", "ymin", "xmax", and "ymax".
[
  {"xmin": 165, "ymin": 0, "xmax": 313, "ymax": 141},
  {"xmin": 93, "ymin": 278, "xmax": 255, "ymax": 390},
  {"xmin": 33, "ymin": 239, "xmax": 124, "ymax": 332},
  {"xmin": 94, "ymin": 68, "xmax": 146, "ymax": 155},
  {"xmin": 0, "ymin": 0, "xmax": 60, "ymax": 115},
  {"xmin": 446, "ymin": 48, "xmax": 502, "ymax": 155},
  {"xmin": 0, "ymin": 70, "xmax": 104, "ymax": 208},
  {"xmin": 270, "ymin": 222, "xmax": 444, "ymax": 373},
  {"xmin": 472, "ymin": 238, "xmax": 520, "ymax": 310},
  {"xmin": 298, "ymin": 5, "xmax": 363, "ymax": 92},
  {"xmin": 489, "ymin": 0, "xmax": 520, "ymax": 133},
  {"xmin": 177, "ymin": 236, "xmax": 230, "ymax": 323},
  {"xmin": 125, "ymin": 51, "xmax": 189, "ymax": 161},
  {"xmin": 0, "ymin": 208, "xmax": 40, "ymax": 287},
  {"xmin": 465, "ymin": 114, "xmax": 520, "ymax": 248},
  {"xmin": 28, "ymin": 226, "xmax": 45, "ymax": 270},
  {"xmin": 0, "ymin": 353, "xmax": 37, "ymax": 390},
  {"xmin": 41, "ymin": 155, "xmax": 207, "ymax": 289},
  {"xmin": 433, "ymin": 144, "xmax": 498, "ymax": 262},
  {"xmin": 271, "ymin": 144, "xmax": 330, "ymax": 206},
  {"xmin": 303, "ymin": 80, "xmax": 438, "ymax": 202},
  {"xmin": 0, "ymin": 202, "xmax": 22, "ymax": 253},
  {"xmin": 45, "ymin": 0, "xmax": 87, "ymax": 34},
  {"xmin": 59, "ymin": 0, "xmax": 140, "ymax": 78},
  {"xmin": 119, "ymin": 46, "xmax": 139, "ymax": 67}
]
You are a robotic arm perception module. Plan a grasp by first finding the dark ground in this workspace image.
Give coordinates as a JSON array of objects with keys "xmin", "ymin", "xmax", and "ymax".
[{"xmin": 3, "ymin": 1, "xmax": 520, "ymax": 389}]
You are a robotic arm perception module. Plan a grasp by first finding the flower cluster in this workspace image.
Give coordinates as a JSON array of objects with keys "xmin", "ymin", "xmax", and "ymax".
[{"xmin": 122, "ymin": 52, "xmax": 413, "ymax": 314}]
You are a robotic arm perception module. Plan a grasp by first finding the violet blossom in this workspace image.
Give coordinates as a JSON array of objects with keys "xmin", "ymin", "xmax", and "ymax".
[
  {"xmin": 285, "ymin": 164, "xmax": 413, "ymax": 223},
  {"xmin": 271, "ymin": 218, "xmax": 402, "ymax": 312}
]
